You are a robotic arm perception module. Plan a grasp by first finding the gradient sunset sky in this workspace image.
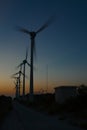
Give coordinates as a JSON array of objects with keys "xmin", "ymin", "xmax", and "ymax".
[{"xmin": 0, "ymin": 0, "xmax": 87, "ymax": 97}]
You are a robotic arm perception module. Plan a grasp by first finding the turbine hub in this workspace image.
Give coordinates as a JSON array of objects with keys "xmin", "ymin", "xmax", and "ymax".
[
  {"xmin": 23, "ymin": 60, "xmax": 26, "ymax": 64},
  {"xmin": 30, "ymin": 32, "xmax": 36, "ymax": 39}
]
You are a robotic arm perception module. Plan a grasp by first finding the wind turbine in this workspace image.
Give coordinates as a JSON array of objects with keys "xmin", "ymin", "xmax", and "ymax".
[
  {"xmin": 17, "ymin": 47, "xmax": 30, "ymax": 97},
  {"xmin": 12, "ymin": 76, "xmax": 19, "ymax": 98},
  {"xmin": 13, "ymin": 66, "xmax": 23, "ymax": 97},
  {"xmin": 17, "ymin": 16, "xmax": 54, "ymax": 102}
]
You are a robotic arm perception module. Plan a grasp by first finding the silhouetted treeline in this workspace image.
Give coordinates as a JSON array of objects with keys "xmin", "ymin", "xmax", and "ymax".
[{"xmin": 0, "ymin": 95, "xmax": 12, "ymax": 122}]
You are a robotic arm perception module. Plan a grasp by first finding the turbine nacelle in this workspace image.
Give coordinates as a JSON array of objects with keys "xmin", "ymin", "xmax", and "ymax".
[
  {"xmin": 30, "ymin": 32, "xmax": 36, "ymax": 39},
  {"xmin": 23, "ymin": 59, "xmax": 27, "ymax": 64}
]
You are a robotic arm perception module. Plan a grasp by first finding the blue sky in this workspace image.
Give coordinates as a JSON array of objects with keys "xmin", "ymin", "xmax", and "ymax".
[{"xmin": 0, "ymin": 0, "xmax": 87, "ymax": 96}]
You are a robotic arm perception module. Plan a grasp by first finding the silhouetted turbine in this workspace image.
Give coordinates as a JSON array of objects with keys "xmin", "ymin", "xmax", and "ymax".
[
  {"xmin": 13, "ymin": 66, "xmax": 24, "ymax": 96},
  {"xmin": 17, "ymin": 47, "xmax": 30, "ymax": 97},
  {"xmin": 17, "ymin": 16, "xmax": 54, "ymax": 102},
  {"xmin": 12, "ymin": 76, "xmax": 19, "ymax": 98}
]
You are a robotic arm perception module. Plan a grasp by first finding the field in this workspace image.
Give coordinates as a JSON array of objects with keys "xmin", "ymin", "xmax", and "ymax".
[{"xmin": 18, "ymin": 93, "xmax": 87, "ymax": 129}]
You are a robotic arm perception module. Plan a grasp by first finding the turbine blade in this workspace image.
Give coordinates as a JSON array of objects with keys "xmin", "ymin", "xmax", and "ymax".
[
  {"xmin": 11, "ymin": 76, "xmax": 18, "ymax": 79},
  {"xmin": 20, "ymin": 65, "xmax": 22, "ymax": 71},
  {"xmin": 26, "ymin": 46, "xmax": 29, "ymax": 60},
  {"xmin": 17, "ymin": 63, "xmax": 23, "ymax": 69},
  {"xmin": 33, "ymin": 41, "xmax": 37, "ymax": 60},
  {"xmin": 20, "ymin": 71, "xmax": 25, "ymax": 77},
  {"xmin": 20, "ymin": 71, "xmax": 24, "ymax": 75},
  {"xmin": 16, "ymin": 26, "xmax": 31, "ymax": 34},
  {"xmin": 26, "ymin": 61, "xmax": 31, "ymax": 67},
  {"xmin": 13, "ymin": 72, "xmax": 19, "ymax": 76},
  {"xmin": 36, "ymin": 16, "xmax": 55, "ymax": 34}
]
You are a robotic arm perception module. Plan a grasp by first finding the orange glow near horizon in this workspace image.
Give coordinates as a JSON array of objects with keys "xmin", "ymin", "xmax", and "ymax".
[
  {"xmin": 0, "ymin": 79, "xmax": 55, "ymax": 97},
  {"xmin": 0, "ymin": 77, "xmax": 87, "ymax": 98}
]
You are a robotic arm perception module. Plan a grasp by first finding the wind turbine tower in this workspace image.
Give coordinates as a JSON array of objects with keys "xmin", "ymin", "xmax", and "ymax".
[
  {"xmin": 17, "ymin": 47, "xmax": 30, "ymax": 97},
  {"xmin": 13, "ymin": 66, "xmax": 23, "ymax": 97},
  {"xmin": 17, "ymin": 16, "xmax": 54, "ymax": 102},
  {"xmin": 13, "ymin": 77, "xmax": 19, "ymax": 98}
]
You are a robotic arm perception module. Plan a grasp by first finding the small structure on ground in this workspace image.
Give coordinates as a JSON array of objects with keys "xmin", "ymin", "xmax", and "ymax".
[{"xmin": 54, "ymin": 86, "xmax": 77, "ymax": 104}]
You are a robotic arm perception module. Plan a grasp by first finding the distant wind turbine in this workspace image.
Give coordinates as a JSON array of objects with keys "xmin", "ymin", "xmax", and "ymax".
[
  {"xmin": 17, "ymin": 47, "xmax": 30, "ymax": 97},
  {"xmin": 12, "ymin": 76, "xmax": 19, "ymax": 98},
  {"xmin": 13, "ymin": 66, "xmax": 23, "ymax": 97},
  {"xmin": 17, "ymin": 16, "xmax": 54, "ymax": 102}
]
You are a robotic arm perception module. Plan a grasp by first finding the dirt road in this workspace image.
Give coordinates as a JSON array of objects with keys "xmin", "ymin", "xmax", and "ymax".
[{"xmin": 0, "ymin": 101, "xmax": 84, "ymax": 130}]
